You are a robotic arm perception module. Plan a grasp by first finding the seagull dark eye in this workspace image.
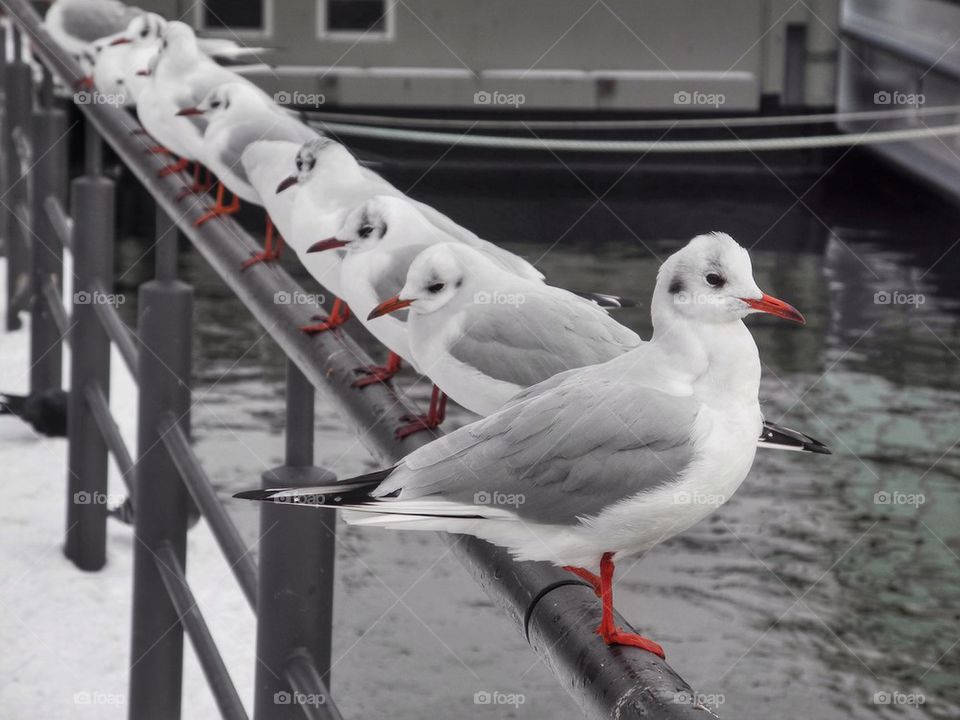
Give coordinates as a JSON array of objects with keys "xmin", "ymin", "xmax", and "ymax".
[
  {"xmin": 427, "ymin": 282, "xmax": 445, "ymax": 294},
  {"xmin": 140, "ymin": 27, "xmax": 149, "ymax": 38},
  {"xmin": 705, "ymin": 272, "xmax": 724, "ymax": 288},
  {"xmin": 358, "ymin": 224, "xmax": 374, "ymax": 238},
  {"xmin": 295, "ymin": 157, "xmax": 303, "ymax": 171},
  {"xmin": 210, "ymin": 100, "xmax": 221, "ymax": 109}
]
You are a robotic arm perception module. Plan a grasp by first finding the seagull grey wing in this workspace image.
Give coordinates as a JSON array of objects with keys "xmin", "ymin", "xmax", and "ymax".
[
  {"xmin": 375, "ymin": 378, "xmax": 700, "ymax": 525},
  {"xmin": 60, "ymin": 0, "xmax": 142, "ymax": 42},
  {"xmin": 445, "ymin": 291, "xmax": 640, "ymax": 388},
  {"xmin": 407, "ymin": 198, "xmax": 481, "ymax": 244}
]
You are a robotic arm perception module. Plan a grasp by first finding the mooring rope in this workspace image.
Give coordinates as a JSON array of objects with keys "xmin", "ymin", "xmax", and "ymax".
[
  {"xmin": 306, "ymin": 103, "xmax": 960, "ymax": 130},
  {"xmin": 314, "ymin": 119, "xmax": 960, "ymax": 153}
]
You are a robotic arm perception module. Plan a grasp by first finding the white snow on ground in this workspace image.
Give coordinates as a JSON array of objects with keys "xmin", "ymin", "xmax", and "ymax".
[{"xmin": 0, "ymin": 257, "xmax": 256, "ymax": 719}]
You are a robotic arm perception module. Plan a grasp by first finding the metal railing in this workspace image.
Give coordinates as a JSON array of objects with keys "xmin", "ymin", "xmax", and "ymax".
[{"xmin": 0, "ymin": 2, "xmax": 712, "ymax": 718}]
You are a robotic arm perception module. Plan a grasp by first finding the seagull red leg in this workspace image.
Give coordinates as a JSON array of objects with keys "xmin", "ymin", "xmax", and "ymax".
[
  {"xmin": 564, "ymin": 566, "xmax": 602, "ymax": 596},
  {"xmin": 594, "ymin": 552, "xmax": 665, "ymax": 658},
  {"xmin": 352, "ymin": 351, "xmax": 404, "ymax": 389},
  {"xmin": 176, "ymin": 162, "xmax": 208, "ymax": 201},
  {"xmin": 194, "ymin": 183, "xmax": 241, "ymax": 226},
  {"xmin": 242, "ymin": 215, "xmax": 285, "ymax": 270},
  {"xmin": 301, "ymin": 298, "xmax": 351, "ymax": 334},
  {"xmin": 158, "ymin": 157, "xmax": 189, "ymax": 178},
  {"xmin": 395, "ymin": 386, "xmax": 447, "ymax": 439}
]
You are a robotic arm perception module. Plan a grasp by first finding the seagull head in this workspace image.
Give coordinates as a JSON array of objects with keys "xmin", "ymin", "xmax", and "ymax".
[
  {"xmin": 368, "ymin": 243, "xmax": 475, "ymax": 320},
  {"xmin": 307, "ymin": 198, "xmax": 393, "ymax": 255},
  {"xmin": 276, "ymin": 137, "xmax": 337, "ymax": 192},
  {"xmin": 155, "ymin": 21, "xmax": 200, "ymax": 71},
  {"xmin": 119, "ymin": 13, "xmax": 166, "ymax": 47},
  {"xmin": 654, "ymin": 232, "xmax": 805, "ymax": 327}
]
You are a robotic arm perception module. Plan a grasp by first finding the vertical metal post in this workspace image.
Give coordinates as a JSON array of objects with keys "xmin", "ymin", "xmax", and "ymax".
[
  {"xmin": 29, "ymin": 103, "xmax": 68, "ymax": 395},
  {"xmin": 63, "ymin": 171, "xmax": 114, "ymax": 571},
  {"xmin": 127, "ymin": 204, "xmax": 194, "ymax": 720},
  {"xmin": 253, "ymin": 362, "xmax": 337, "ymax": 720},
  {"xmin": 2, "ymin": 28, "xmax": 33, "ymax": 331},
  {"xmin": 0, "ymin": 25, "xmax": 8, "ymax": 260}
]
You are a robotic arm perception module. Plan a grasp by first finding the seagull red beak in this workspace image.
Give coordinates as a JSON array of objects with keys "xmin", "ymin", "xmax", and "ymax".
[
  {"xmin": 276, "ymin": 176, "xmax": 298, "ymax": 193},
  {"xmin": 110, "ymin": 37, "xmax": 132, "ymax": 46},
  {"xmin": 306, "ymin": 237, "xmax": 348, "ymax": 253},
  {"xmin": 136, "ymin": 68, "xmax": 151, "ymax": 76},
  {"xmin": 176, "ymin": 106, "xmax": 204, "ymax": 117},
  {"xmin": 741, "ymin": 293, "xmax": 806, "ymax": 325},
  {"xmin": 368, "ymin": 295, "xmax": 413, "ymax": 320}
]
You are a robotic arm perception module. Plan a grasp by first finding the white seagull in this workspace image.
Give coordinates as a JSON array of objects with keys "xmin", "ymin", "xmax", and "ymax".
[
  {"xmin": 304, "ymin": 195, "xmax": 565, "ymax": 391},
  {"xmin": 89, "ymin": 12, "xmax": 165, "ymax": 105},
  {"xmin": 273, "ymin": 138, "xmax": 544, "ymax": 336},
  {"xmin": 44, "ymin": 0, "xmax": 141, "ymax": 59},
  {"xmin": 237, "ymin": 232, "xmax": 816, "ymax": 659},
  {"xmin": 177, "ymin": 82, "xmax": 317, "ymax": 268},
  {"xmin": 370, "ymin": 239, "xmax": 830, "ymax": 451},
  {"xmin": 135, "ymin": 22, "xmax": 270, "ymax": 183}
]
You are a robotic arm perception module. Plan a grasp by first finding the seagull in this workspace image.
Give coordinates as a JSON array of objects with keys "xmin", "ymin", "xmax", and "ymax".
[
  {"xmin": 89, "ymin": 13, "xmax": 166, "ymax": 106},
  {"xmin": 306, "ymin": 195, "xmax": 558, "ymax": 387},
  {"xmin": 135, "ymin": 22, "xmax": 271, "ymax": 182},
  {"xmin": 237, "ymin": 232, "xmax": 816, "ymax": 659},
  {"xmin": 177, "ymin": 82, "xmax": 317, "ymax": 268},
  {"xmin": 274, "ymin": 138, "xmax": 544, "ymax": 337},
  {"xmin": 305, "ymin": 196, "xmax": 634, "ymax": 436},
  {"xmin": 240, "ymin": 140, "xmax": 303, "ymax": 249},
  {"xmin": 370, "ymin": 240, "xmax": 830, "ymax": 452},
  {"xmin": 44, "ymin": 0, "xmax": 142, "ymax": 59}
]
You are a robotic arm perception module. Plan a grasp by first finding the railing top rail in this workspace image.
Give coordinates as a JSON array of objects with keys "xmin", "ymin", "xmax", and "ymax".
[{"xmin": 1, "ymin": 1, "xmax": 709, "ymax": 717}]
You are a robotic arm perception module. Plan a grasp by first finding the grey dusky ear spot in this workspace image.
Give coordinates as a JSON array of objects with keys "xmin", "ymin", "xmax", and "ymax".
[
  {"xmin": 379, "ymin": 222, "xmax": 388, "ymax": 239},
  {"xmin": 668, "ymin": 276, "xmax": 684, "ymax": 295}
]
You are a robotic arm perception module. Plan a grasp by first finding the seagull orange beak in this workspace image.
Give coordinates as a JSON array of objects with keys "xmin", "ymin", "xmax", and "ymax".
[
  {"xmin": 110, "ymin": 37, "xmax": 132, "ymax": 46},
  {"xmin": 306, "ymin": 238, "xmax": 348, "ymax": 253},
  {"xmin": 368, "ymin": 295, "xmax": 413, "ymax": 320},
  {"xmin": 741, "ymin": 293, "xmax": 806, "ymax": 325},
  {"xmin": 276, "ymin": 176, "xmax": 298, "ymax": 193},
  {"xmin": 176, "ymin": 106, "xmax": 204, "ymax": 117}
]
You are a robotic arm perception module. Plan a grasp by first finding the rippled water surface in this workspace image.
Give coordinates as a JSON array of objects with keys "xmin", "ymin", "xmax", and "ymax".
[{"xmin": 120, "ymin": 150, "xmax": 960, "ymax": 719}]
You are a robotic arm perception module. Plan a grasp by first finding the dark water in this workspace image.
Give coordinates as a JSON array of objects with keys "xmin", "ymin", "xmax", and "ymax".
[{"xmin": 120, "ymin": 149, "xmax": 960, "ymax": 719}]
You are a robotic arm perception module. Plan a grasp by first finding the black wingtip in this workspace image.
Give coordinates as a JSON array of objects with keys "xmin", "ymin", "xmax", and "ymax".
[
  {"xmin": 805, "ymin": 440, "xmax": 832, "ymax": 455},
  {"xmin": 761, "ymin": 420, "xmax": 831, "ymax": 455},
  {"xmin": 569, "ymin": 290, "xmax": 638, "ymax": 309},
  {"xmin": 234, "ymin": 488, "xmax": 281, "ymax": 502}
]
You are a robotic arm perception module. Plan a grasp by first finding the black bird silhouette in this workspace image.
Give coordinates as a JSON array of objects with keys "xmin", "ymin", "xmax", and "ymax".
[{"xmin": 0, "ymin": 389, "xmax": 68, "ymax": 437}]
